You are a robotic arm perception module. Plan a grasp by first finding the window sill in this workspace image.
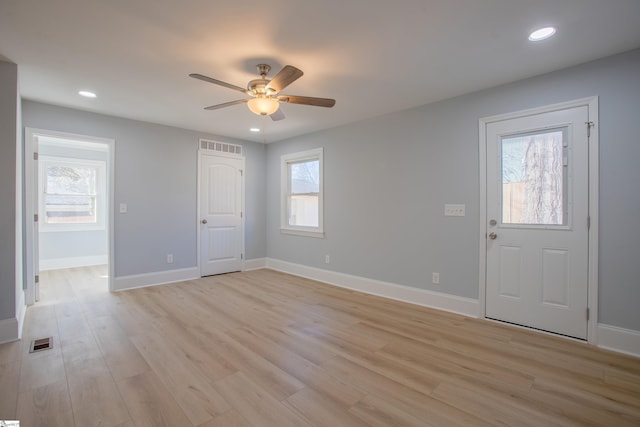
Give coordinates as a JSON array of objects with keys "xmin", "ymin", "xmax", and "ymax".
[{"xmin": 280, "ymin": 228, "xmax": 325, "ymax": 238}]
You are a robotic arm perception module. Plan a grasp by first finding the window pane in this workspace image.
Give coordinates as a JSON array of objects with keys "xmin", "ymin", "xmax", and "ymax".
[
  {"xmin": 45, "ymin": 164, "xmax": 98, "ymax": 224},
  {"xmin": 501, "ymin": 129, "xmax": 566, "ymax": 225},
  {"xmin": 288, "ymin": 195, "xmax": 319, "ymax": 227},
  {"xmin": 290, "ymin": 160, "xmax": 319, "ymax": 194},
  {"xmin": 45, "ymin": 194, "xmax": 97, "ymax": 224},
  {"xmin": 46, "ymin": 165, "xmax": 97, "ymax": 195}
]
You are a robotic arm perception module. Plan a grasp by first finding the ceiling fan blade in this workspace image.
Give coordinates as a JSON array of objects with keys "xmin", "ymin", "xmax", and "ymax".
[
  {"xmin": 189, "ymin": 73, "xmax": 248, "ymax": 94},
  {"xmin": 270, "ymin": 109, "xmax": 286, "ymax": 121},
  {"xmin": 204, "ymin": 99, "xmax": 248, "ymax": 110},
  {"xmin": 266, "ymin": 65, "xmax": 303, "ymax": 93},
  {"xmin": 278, "ymin": 95, "xmax": 336, "ymax": 108}
]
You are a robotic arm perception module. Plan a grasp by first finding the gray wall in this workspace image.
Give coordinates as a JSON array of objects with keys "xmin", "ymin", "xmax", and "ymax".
[
  {"xmin": 266, "ymin": 49, "xmax": 640, "ymax": 332},
  {"xmin": 38, "ymin": 143, "xmax": 108, "ymax": 265},
  {"xmin": 22, "ymin": 101, "xmax": 267, "ymax": 277},
  {"xmin": 0, "ymin": 61, "xmax": 19, "ymax": 323}
]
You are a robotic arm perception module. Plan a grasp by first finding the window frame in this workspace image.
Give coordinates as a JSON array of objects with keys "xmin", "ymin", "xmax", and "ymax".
[
  {"xmin": 39, "ymin": 156, "xmax": 107, "ymax": 232},
  {"xmin": 280, "ymin": 148, "xmax": 324, "ymax": 238}
]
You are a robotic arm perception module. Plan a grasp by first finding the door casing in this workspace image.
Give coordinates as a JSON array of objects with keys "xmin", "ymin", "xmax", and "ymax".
[
  {"xmin": 24, "ymin": 127, "xmax": 115, "ymax": 303},
  {"xmin": 478, "ymin": 97, "xmax": 599, "ymax": 343}
]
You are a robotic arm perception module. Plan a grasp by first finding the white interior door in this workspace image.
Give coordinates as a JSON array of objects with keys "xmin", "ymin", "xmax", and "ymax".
[
  {"xmin": 485, "ymin": 105, "xmax": 590, "ymax": 339},
  {"xmin": 199, "ymin": 153, "xmax": 244, "ymax": 276}
]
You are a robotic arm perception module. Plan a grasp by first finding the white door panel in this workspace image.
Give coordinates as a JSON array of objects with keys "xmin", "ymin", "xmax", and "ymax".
[
  {"xmin": 486, "ymin": 105, "xmax": 589, "ymax": 339},
  {"xmin": 199, "ymin": 154, "xmax": 244, "ymax": 276}
]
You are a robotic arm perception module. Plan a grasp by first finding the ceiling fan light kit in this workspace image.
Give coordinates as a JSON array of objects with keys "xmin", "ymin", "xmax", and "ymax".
[
  {"xmin": 190, "ymin": 63, "xmax": 335, "ymax": 121},
  {"xmin": 247, "ymin": 96, "xmax": 280, "ymax": 115}
]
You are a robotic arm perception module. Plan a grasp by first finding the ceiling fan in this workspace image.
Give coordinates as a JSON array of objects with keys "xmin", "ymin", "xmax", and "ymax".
[{"xmin": 189, "ymin": 64, "xmax": 335, "ymax": 121}]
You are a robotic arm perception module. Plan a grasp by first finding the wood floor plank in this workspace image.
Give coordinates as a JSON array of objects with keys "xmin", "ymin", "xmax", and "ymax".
[
  {"xmin": 188, "ymin": 326, "xmax": 305, "ymax": 401},
  {"xmin": 0, "ymin": 340, "xmax": 22, "ymax": 365},
  {"xmin": 432, "ymin": 377, "xmax": 577, "ymax": 427},
  {"xmin": 67, "ymin": 366, "xmax": 132, "ymax": 427},
  {"xmin": 0, "ymin": 360, "xmax": 21, "ymax": 419},
  {"xmin": 227, "ymin": 326, "xmax": 364, "ymax": 407},
  {"xmin": 213, "ymin": 372, "xmax": 312, "ymax": 427},
  {"xmin": 6, "ymin": 266, "xmax": 638, "ymax": 427},
  {"xmin": 16, "ymin": 378, "xmax": 75, "ymax": 427},
  {"xmin": 198, "ymin": 409, "xmax": 253, "ymax": 427},
  {"xmin": 18, "ymin": 349, "xmax": 66, "ymax": 392},
  {"xmin": 116, "ymin": 370, "xmax": 192, "ymax": 427},
  {"xmin": 284, "ymin": 387, "xmax": 370, "ymax": 427},
  {"xmin": 89, "ymin": 315, "xmax": 150, "ymax": 381},
  {"xmin": 130, "ymin": 331, "xmax": 231, "ymax": 425}
]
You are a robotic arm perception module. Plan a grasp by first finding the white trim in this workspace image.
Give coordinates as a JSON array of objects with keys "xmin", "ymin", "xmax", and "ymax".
[
  {"xmin": 478, "ymin": 97, "xmax": 599, "ymax": 342},
  {"xmin": 39, "ymin": 255, "xmax": 108, "ymax": 271},
  {"xmin": 24, "ymin": 128, "xmax": 116, "ymax": 299},
  {"xmin": 243, "ymin": 258, "xmax": 267, "ymax": 271},
  {"xmin": 597, "ymin": 324, "xmax": 640, "ymax": 358},
  {"xmin": 265, "ymin": 258, "xmax": 480, "ymax": 318},
  {"xmin": 113, "ymin": 267, "xmax": 200, "ymax": 291},
  {"xmin": 0, "ymin": 317, "xmax": 19, "ymax": 344},
  {"xmin": 16, "ymin": 291, "xmax": 26, "ymax": 340},
  {"xmin": 280, "ymin": 147, "xmax": 324, "ymax": 237}
]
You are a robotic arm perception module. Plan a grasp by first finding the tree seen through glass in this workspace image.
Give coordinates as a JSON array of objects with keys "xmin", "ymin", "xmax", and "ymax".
[{"xmin": 501, "ymin": 130, "xmax": 566, "ymax": 225}]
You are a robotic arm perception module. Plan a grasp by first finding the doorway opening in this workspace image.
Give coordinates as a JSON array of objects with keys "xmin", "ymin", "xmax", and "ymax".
[{"xmin": 25, "ymin": 128, "xmax": 115, "ymax": 303}]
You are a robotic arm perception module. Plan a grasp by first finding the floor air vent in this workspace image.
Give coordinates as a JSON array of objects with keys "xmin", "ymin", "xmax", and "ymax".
[{"xmin": 29, "ymin": 337, "xmax": 53, "ymax": 353}]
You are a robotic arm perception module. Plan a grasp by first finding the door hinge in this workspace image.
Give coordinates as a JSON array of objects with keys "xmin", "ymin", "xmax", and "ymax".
[
  {"xmin": 586, "ymin": 307, "xmax": 590, "ymax": 320},
  {"xmin": 241, "ymin": 253, "xmax": 244, "ymax": 260},
  {"xmin": 587, "ymin": 216, "xmax": 591, "ymax": 229},
  {"xmin": 35, "ymin": 274, "xmax": 39, "ymax": 284},
  {"xmin": 34, "ymin": 214, "xmax": 39, "ymax": 222},
  {"xmin": 586, "ymin": 121, "xmax": 595, "ymax": 138},
  {"xmin": 240, "ymin": 211, "xmax": 243, "ymax": 218},
  {"xmin": 33, "ymin": 152, "xmax": 39, "ymax": 160},
  {"xmin": 239, "ymin": 169, "xmax": 243, "ymax": 177}
]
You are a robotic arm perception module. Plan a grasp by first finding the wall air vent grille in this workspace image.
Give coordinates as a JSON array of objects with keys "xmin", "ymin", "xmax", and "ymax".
[{"xmin": 199, "ymin": 139, "xmax": 242, "ymax": 155}]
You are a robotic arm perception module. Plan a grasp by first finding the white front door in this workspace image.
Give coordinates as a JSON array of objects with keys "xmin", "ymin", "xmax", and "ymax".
[
  {"xmin": 199, "ymin": 153, "xmax": 244, "ymax": 276},
  {"xmin": 485, "ymin": 105, "xmax": 590, "ymax": 339}
]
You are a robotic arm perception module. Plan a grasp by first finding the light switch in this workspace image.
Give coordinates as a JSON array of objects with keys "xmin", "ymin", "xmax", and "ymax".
[
  {"xmin": 444, "ymin": 204, "xmax": 465, "ymax": 217},
  {"xmin": 119, "ymin": 203, "xmax": 128, "ymax": 213}
]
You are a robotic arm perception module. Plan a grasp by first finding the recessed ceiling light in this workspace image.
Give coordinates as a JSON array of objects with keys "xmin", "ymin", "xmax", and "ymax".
[
  {"xmin": 250, "ymin": 128, "xmax": 260, "ymax": 132},
  {"xmin": 78, "ymin": 90, "xmax": 97, "ymax": 98},
  {"xmin": 528, "ymin": 27, "xmax": 556, "ymax": 42}
]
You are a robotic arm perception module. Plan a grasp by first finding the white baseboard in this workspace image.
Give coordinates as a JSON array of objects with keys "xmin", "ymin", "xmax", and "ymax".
[
  {"xmin": 114, "ymin": 267, "xmax": 200, "ymax": 291},
  {"xmin": 0, "ymin": 317, "xmax": 19, "ymax": 344},
  {"xmin": 265, "ymin": 258, "xmax": 480, "ymax": 318},
  {"xmin": 16, "ymin": 289, "xmax": 26, "ymax": 340},
  {"xmin": 40, "ymin": 255, "xmax": 108, "ymax": 271},
  {"xmin": 597, "ymin": 324, "xmax": 640, "ymax": 358},
  {"xmin": 244, "ymin": 258, "xmax": 267, "ymax": 271}
]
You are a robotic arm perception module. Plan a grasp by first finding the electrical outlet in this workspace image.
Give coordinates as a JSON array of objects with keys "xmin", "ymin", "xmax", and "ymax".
[
  {"xmin": 444, "ymin": 204, "xmax": 465, "ymax": 217},
  {"xmin": 432, "ymin": 272, "xmax": 440, "ymax": 284},
  {"xmin": 119, "ymin": 203, "xmax": 128, "ymax": 213},
  {"xmin": 325, "ymin": 254, "xmax": 330, "ymax": 264},
  {"xmin": 166, "ymin": 254, "xmax": 173, "ymax": 264}
]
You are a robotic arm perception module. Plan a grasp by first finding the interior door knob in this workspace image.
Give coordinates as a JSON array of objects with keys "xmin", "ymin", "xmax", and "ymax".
[
  {"xmin": 489, "ymin": 232, "xmax": 497, "ymax": 240},
  {"xmin": 201, "ymin": 219, "xmax": 208, "ymax": 224}
]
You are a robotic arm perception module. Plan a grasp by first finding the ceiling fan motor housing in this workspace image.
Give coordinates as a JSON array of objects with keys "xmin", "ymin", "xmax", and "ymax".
[{"xmin": 247, "ymin": 78, "xmax": 275, "ymax": 97}]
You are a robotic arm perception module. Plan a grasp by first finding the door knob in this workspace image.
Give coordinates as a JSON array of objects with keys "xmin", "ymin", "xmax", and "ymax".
[
  {"xmin": 201, "ymin": 219, "xmax": 208, "ymax": 224},
  {"xmin": 489, "ymin": 232, "xmax": 497, "ymax": 240}
]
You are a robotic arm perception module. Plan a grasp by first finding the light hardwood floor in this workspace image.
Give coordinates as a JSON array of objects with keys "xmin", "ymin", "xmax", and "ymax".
[{"xmin": 1, "ymin": 266, "xmax": 639, "ymax": 426}]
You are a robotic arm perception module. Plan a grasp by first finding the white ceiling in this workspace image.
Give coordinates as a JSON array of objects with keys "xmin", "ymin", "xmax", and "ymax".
[{"xmin": 2, "ymin": 0, "xmax": 640, "ymax": 143}]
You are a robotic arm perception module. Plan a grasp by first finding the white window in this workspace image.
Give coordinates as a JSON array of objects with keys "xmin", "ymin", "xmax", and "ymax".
[
  {"xmin": 39, "ymin": 156, "xmax": 106, "ymax": 232},
  {"xmin": 281, "ymin": 148, "xmax": 324, "ymax": 237}
]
